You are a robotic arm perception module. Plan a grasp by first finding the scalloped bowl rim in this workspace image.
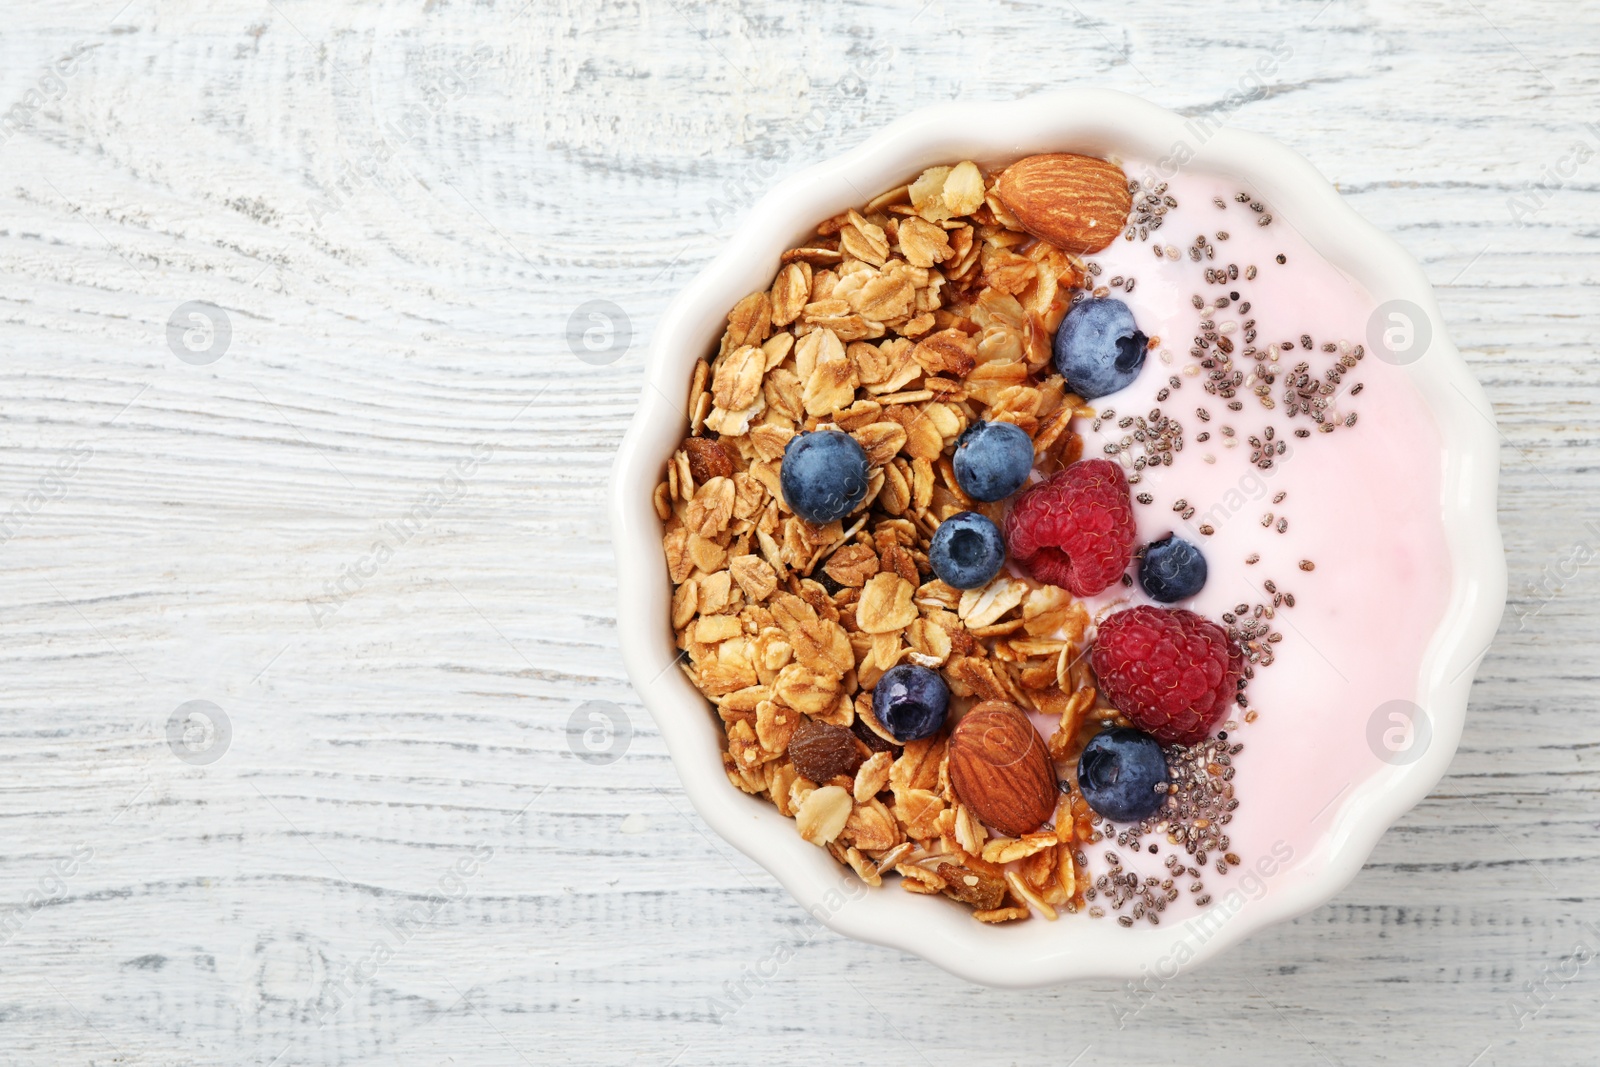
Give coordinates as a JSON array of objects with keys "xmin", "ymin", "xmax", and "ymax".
[{"xmin": 609, "ymin": 89, "xmax": 1506, "ymax": 987}]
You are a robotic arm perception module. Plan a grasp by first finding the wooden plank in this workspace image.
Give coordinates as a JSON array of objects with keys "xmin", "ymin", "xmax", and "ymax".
[{"xmin": 0, "ymin": 0, "xmax": 1594, "ymax": 1062}]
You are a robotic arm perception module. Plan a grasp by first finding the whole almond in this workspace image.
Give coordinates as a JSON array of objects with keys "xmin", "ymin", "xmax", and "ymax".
[
  {"xmin": 948, "ymin": 700, "xmax": 1057, "ymax": 837},
  {"xmin": 995, "ymin": 153, "xmax": 1132, "ymax": 254}
]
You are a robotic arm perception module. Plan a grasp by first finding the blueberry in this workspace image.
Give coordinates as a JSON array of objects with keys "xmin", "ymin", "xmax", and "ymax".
[
  {"xmin": 929, "ymin": 511, "xmax": 1006, "ymax": 590},
  {"xmin": 1052, "ymin": 297, "xmax": 1148, "ymax": 400},
  {"xmin": 872, "ymin": 664, "xmax": 950, "ymax": 742},
  {"xmin": 1139, "ymin": 535, "xmax": 1208, "ymax": 602},
  {"xmin": 780, "ymin": 430, "xmax": 869, "ymax": 524},
  {"xmin": 1077, "ymin": 727, "xmax": 1169, "ymax": 823},
  {"xmin": 952, "ymin": 420, "xmax": 1033, "ymax": 502}
]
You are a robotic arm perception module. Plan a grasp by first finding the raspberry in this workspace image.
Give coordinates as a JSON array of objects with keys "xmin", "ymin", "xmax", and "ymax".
[
  {"xmin": 1090, "ymin": 606, "xmax": 1243, "ymax": 746},
  {"xmin": 1003, "ymin": 459, "xmax": 1136, "ymax": 596}
]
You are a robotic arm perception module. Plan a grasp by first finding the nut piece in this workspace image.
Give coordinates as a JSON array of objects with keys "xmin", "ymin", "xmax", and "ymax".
[
  {"xmin": 788, "ymin": 717, "xmax": 864, "ymax": 784},
  {"xmin": 795, "ymin": 784, "xmax": 853, "ymax": 845},
  {"xmin": 934, "ymin": 862, "xmax": 1006, "ymax": 910},
  {"xmin": 947, "ymin": 700, "xmax": 1057, "ymax": 837},
  {"xmin": 995, "ymin": 153, "xmax": 1132, "ymax": 254}
]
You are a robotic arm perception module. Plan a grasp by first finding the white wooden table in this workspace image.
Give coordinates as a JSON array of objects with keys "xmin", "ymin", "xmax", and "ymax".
[{"xmin": 1, "ymin": 2, "xmax": 1594, "ymax": 1063}]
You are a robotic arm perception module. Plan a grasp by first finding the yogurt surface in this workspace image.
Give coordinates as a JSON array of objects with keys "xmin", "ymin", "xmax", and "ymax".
[{"xmin": 1061, "ymin": 162, "xmax": 1452, "ymax": 916}]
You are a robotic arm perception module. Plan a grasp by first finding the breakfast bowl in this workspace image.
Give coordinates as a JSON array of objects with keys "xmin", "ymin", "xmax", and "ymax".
[{"xmin": 609, "ymin": 89, "xmax": 1506, "ymax": 986}]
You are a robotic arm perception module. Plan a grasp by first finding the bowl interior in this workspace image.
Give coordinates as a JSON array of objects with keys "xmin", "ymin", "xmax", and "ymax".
[{"xmin": 610, "ymin": 89, "xmax": 1506, "ymax": 986}]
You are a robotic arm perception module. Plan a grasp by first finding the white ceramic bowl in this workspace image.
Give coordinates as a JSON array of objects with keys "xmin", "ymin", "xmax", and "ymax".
[{"xmin": 609, "ymin": 89, "xmax": 1506, "ymax": 986}]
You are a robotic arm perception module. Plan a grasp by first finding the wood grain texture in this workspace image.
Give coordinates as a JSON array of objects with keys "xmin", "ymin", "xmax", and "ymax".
[{"xmin": 0, "ymin": 0, "xmax": 1596, "ymax": 1063}]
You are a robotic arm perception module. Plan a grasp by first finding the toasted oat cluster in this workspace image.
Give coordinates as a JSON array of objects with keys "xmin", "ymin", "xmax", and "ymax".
[{"xmin": 655, "ymin": 161, "xmax": 1128, "ymax": 923}]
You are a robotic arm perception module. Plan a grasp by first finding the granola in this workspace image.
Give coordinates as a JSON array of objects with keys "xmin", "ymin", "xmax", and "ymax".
[{"xmin": 658, "ymin": 160, "xmax": 1108, "ymax": 922}]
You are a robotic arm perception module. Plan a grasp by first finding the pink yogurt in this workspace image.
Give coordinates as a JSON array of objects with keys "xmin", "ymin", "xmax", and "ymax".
[{"xmin": 1055, "ymin": 163, "xmax": 1452, "ymax": 919}]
